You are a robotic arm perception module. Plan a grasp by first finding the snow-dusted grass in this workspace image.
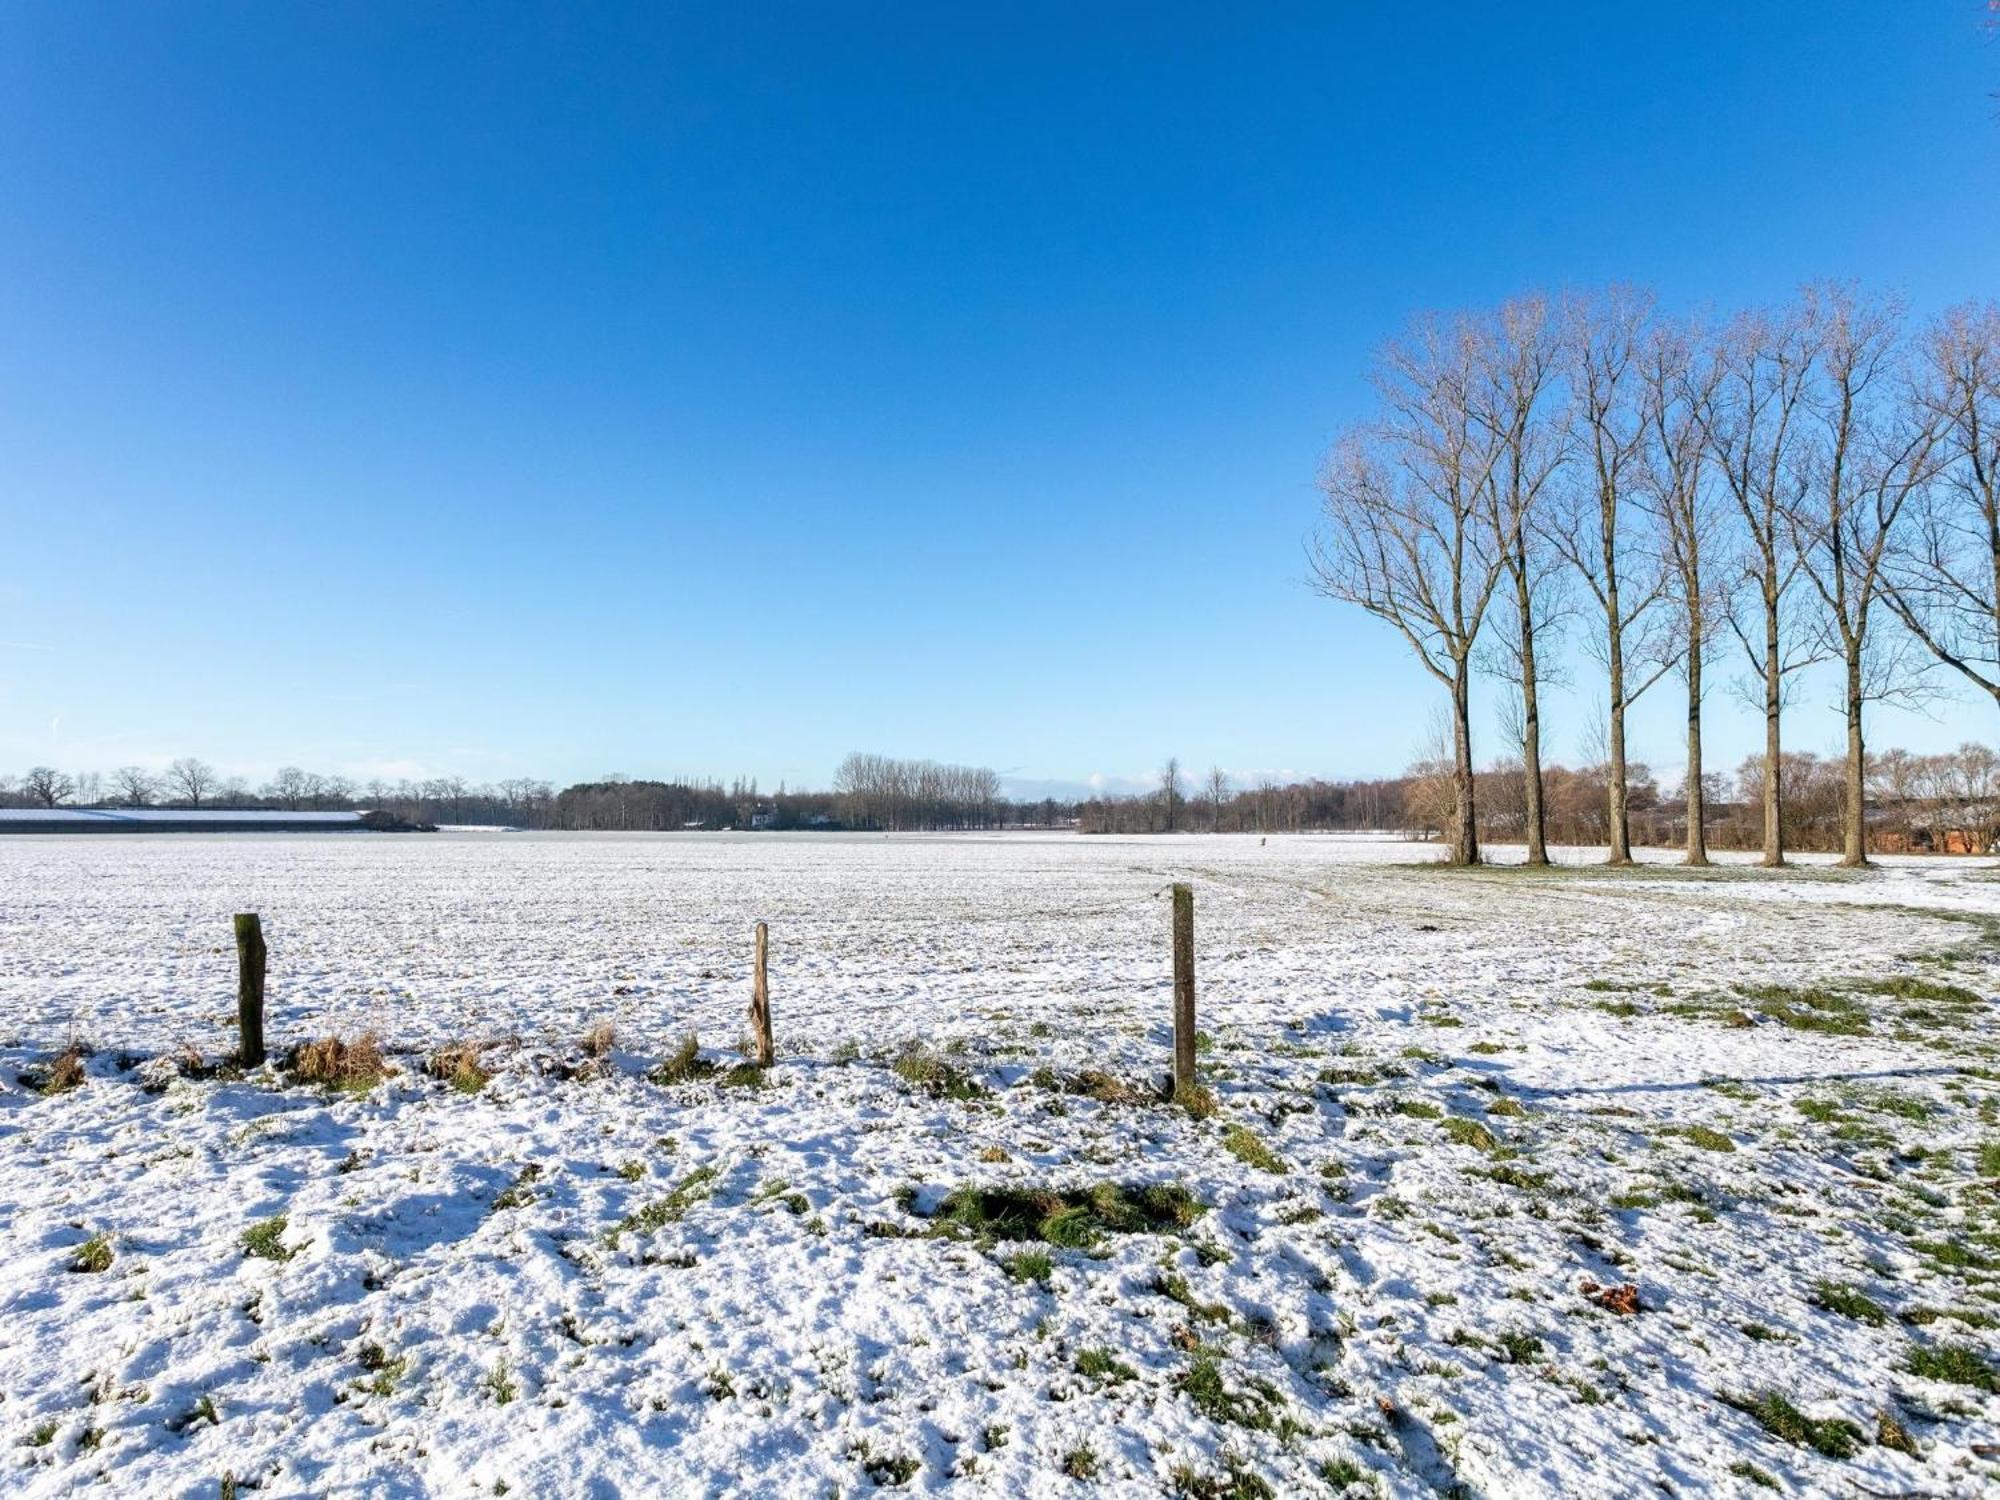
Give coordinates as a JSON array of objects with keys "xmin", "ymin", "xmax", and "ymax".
[{"xmin": 2, "ymin": 831, "xmax": 1999, "ymax": 1496}]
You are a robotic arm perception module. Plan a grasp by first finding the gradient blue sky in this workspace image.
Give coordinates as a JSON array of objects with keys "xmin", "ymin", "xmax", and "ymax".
[{"xmin": 2, "ymin": 3, "xmax": 1996, "ymax": 796}]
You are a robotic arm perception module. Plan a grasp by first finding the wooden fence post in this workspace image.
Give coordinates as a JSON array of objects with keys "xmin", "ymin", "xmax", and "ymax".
[
  {"xmin": 1171, "ymin": 883, "xmax": 1195, "ymax": 1094},
  {"xmin": 234, "ymin": 913, "xmax": 267, "ymax": 1068},
  {"xmin": 749, "ymin": 920, "xmax": 774, "ymax": 1067}
]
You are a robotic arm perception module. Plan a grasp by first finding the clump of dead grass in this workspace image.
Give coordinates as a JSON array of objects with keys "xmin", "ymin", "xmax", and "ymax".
[
  {"xmin": 22, "ymin": 1038, "xmax": 90, "ymax": 1096},
  {"xmin": 426, "ymin": 1039, "xmax": 496, "ymax": 1094},
  {"xmin": 285, "ymin": 1034, "xmax": 391, "ymax": 1093},
  {"xmin": 581, "ymin": 1020, "xmax": 616, "ymax": 1058}
]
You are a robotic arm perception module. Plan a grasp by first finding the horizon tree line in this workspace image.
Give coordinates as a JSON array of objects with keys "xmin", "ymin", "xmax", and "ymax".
[{"xmin": 1311, "ymin": 284, "xmax": 1999, "ymax": 868}]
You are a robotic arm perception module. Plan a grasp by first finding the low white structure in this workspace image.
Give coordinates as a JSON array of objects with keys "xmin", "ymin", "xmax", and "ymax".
[{"xmin": 0, "ymin": 808, "xmax": 371, "ymax": 834}]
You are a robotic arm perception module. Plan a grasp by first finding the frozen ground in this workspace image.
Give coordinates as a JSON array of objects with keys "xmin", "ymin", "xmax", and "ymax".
[{"xmin": 2, "ymin": 831, "xmax": 1999, "ymax": 1498}]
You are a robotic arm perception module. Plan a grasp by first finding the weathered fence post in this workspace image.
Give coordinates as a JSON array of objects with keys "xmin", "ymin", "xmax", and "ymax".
[
  {"xmin": 749, "ymin": 920, "xmax": 774, "ymax": 1067},
  {"xmin": 1171, "ymin": 883, "xmax": 1195, "ymax": 1094},
  {"xmin": 234, "ymin": 912, "xmax": 267, "ymax": 1067}
]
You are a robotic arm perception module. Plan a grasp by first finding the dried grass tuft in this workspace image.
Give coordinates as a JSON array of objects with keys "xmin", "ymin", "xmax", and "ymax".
[
  {"xmin": 426, "ymin": 1040, "xmax": 495, "ymax": 1094},
  {"xmin": 286, "ymin": 1034, "xmax": 391, "ymax": 1093}
]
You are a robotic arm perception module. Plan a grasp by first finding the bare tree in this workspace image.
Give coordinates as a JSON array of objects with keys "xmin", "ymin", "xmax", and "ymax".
[
  {"xmin": 1204, "ymin": 765, "xmax": 1230, "ymax": 831},
  {"xmin": 1785, "ymin": 285, "xmax": 1940, "ymax": 866},
  {"xmin": 1312, "ymin": 313, "xmax": 1504, "ymax": 865},
  {"xmin": 267, "ymin": 766, "xmax": 313, "ymax": 810},
  {"xmin": 112, "ymin": 766, "xmax": 156, "ymax": 807},
  {"xmin": 1637, "ymin": 317, "xmax": 1727, "ymax": 865},
  {"xmin": 1474, "ymin": 295, "xmax": 1567, "ymax": 864},
  {"xmin": 164, "ymin": 756, "xmax": 217, "ymax": 808},
  {"xmin": 1704, "ymin": 305, "xmax": 1820, "ymax": 866},
  {"xmin": 1159, "ymin": 757, "xmax": 1184, "ymax": 832},
  {"xmin": 23, "ymin": 766, "xmax": 73, "ymax": 808},
  {"xmin": 1887, "ymin": 302, "xmax": 2000, "ymax": 707},
  {"xmin": 1554, "ymin": 287, "xmax": 1675, "ymax": 862}
]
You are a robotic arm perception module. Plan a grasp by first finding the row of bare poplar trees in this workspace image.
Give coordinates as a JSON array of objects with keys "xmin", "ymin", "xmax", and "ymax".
[{"xmin": 1311, "ymin": 285, "xmax": 1998, "ymax": 868}]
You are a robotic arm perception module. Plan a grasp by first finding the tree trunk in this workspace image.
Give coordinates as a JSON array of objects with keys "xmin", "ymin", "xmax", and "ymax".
[
  {"xmin": 1761, "ymin": 590, "xmax": 1785, "ymax": 868},
  {"xmin": 1603, "ymin": 526, "xmax": 1632, "ymax": 862},
  {"xmin": 1684, "ymin": 613, "xmax": 1710, "ymax": 866},
  {"xmin": 1519, "ymin": 597, "xmax": 1549, "ymax": 866},
  {"xmin": 1842, "ymin": 645, "xmax": 1869, "ymax": 867},
  {"xmin": 1451, "ymin": 663, "xmax": 1480, "ymax": 866},
  {"xmin": 1606, "ymin": 663, "xmax": 1631, "ymax": 863}
]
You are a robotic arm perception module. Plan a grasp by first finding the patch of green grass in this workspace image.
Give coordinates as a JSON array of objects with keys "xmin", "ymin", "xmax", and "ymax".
[
  {"xmin": 1855, "ymin": 976, "xmax": 1983, "ymax": 1006},
  {"xmin": 1486, "ymin": 1097, "xmax": 1525, "ymax": 1118},
  {"xmin": 892, "ymin": 1043, "xmax": 986, "ymax": 1100},
  {"xmin": 1221, "ymin": 1124, "xmax": 1287, "ymax": 1174},
  {"xmin": 1319, "ymin": 1457, "xmax": 1369, "ymax": 1491},
  {"xmin": 1156, "ymin": 1271, "xmax": 1231, "ymax": 1323},
  {"xmin": 1393, "ymin": 1099, "xmax": 1443, "ymax": 1120},
  {"xmin": 1856, "ymin": 1087, "xmax": 1930, "ymax": 1121},
  {"xmin": 854, "ymin": 1445, "xmax": 921, "ymax": 1486},
  {"xmin": 1720, "ymin": 1388, "xmax": 1863, "ymax": 1459},
  {"xmin": 1495, "ymin": 1329, "xmax": 1544, "ymax": 1363},
  {"xmin": 1727, "ymin": 1460, "xmax": 1780, "ymax": 1490},
  {"xmin": 484, "ymin": 1359, "xmax": 518, "ymax": 1405},
  {"xmin": 1795, "ymin": 1097, "xmax": 1843, "ymax": 1124},
  {"xmin": 719, "ymin": 1062, "xmax": 766, "ymax": 1090},
  {"xmin": 239, "ymin": 1215, "xmax": 293, "ymax": 1263},
  {"xmin": 1178, "ymin": 1353, "xmax": 1274, "ymax": 1431},
  {"xmin": 1673, "ymin": 1124, "xmax": 1736, "ymax": 1153},
  {"xmin": 25, "ymin": 1420, "xmax": 57, "ymax": 1447},
  {"xmin": 927, "ymin": 1181, "xmax": 1205, "ymax": 1248},
  {"xmin": 490, "ymin": 1164, "xmax": 545, "ymax": 1213},
  {"xmin": 1440, "ymin": 1117, "xmax": 1498, "ymax": 1153},
  {"xmin": 1317, "ymin": 1065, "xmax": 1385, "ymax": 1087},
  {"xmin": 1905, "ymin": 1341, "xmax": 2000, "ymax": 1391},
  {"xmin": 1736, "ymin": 982, "xmax": 1870, "ymax": 1036},
  {"xmin": 1060, "ymin": 1446, "xmax": 1100, "ymax": 1480},
  {"xmin": 354, "ymin": 1342, "xmax": 408, "ymax": 1397},
  {"xmin": 1810, "ymin": 1281, "xmax": 1888, "ymax": 1325},
  {"xmin": 1174, "ymin": 1080, "xmax": 1219, "ymax": 1119},
  {"xmin": 1074, "ymin": 1347, "xmax": 1136, "ymax": 1383},
  {"xmin": 1702, "ymin": 1078, "xmax": 1759, "ymax": 1102},
  {"xmin": 71, "ymin": 1233, "xmax": 113, "ymax": 1274},
  {"xmin": 1003, "ymin": 1250, "xmax": 1052, "ymax": 1285},
  {"xmin": 1913, "ymin": 1237, "xmax": 1992, "ymax": 1272},
  {"xmin": 1172, "ymin": 1459, "xmax": 1277, "ymax": 1499},
  {"xmin": 1480, "ymin": 1162, "xmax": 1552, "ymax": 1194},
  {"xmin": 613, "ymin": 1166, "xmax": 718, "ymax": 1239},
  {"xmin": 648, "ymin": 1033, "xmax": 716, "ymax": 1086}
]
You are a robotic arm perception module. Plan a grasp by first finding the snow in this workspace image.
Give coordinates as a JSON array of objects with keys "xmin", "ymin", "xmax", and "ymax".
[{"xmin": 1, "ymin": 832, "xmax": 1997, "ymax": 1497}]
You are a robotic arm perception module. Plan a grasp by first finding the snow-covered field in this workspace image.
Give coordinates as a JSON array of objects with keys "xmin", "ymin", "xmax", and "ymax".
[{"xmin": 3, "ymin": 831, "xmax": 1999, "ymax": 1498}]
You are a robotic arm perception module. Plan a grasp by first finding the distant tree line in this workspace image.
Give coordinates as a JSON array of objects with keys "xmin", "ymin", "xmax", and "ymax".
[
  {"xmin": 1310, "ymin": 285, "xmax": 1999, "ymax": 868},
  {"xmin": 0, "ymin": 753, "xmax": 1065, "ymax": 834},
  {"xmin": 1075, "ymin": 743, "xmax": 2000, "ymax": 854},
  {"xmin": 7, "ymin": 732, "xmax": 1997, "ymax": 852},
  {"xmin": 0, "ymin": 759, "xmax": 559, "ymax": 827}
]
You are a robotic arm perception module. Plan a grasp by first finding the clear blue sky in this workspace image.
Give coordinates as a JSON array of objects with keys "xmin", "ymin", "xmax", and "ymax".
[{"xmin": 2, "ymin": 3, "xmax": 1996, "ymax": 796}]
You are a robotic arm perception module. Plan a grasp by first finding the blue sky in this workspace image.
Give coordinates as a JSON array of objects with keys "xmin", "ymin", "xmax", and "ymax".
[{"xmin": 2, "ymin": 3, "xmax": 1996, "ymax": 796}]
